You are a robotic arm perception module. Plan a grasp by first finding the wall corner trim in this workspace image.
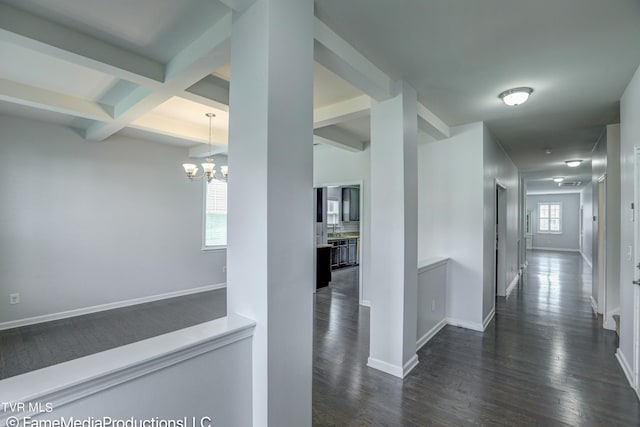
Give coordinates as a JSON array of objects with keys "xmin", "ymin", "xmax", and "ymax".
[
  {"xmin": 482, "ymin": 307, "xmax": 496, "ymax": 330},
  {"xmin": 615, "ymin": 348, "xmax": 636, "ymax": 390},
  {"xmin": 0, "ymin": 283, "xmax": 227, "ymax": 331},
  {"xmin": 590, "ymin": 296, "xmax": 599, "ymax": 316},
  {"xmin": 445, "ymin": 317, "xmax": 484, "ymax": 332},
  {"xmin": 367, "ymin": 357, "xmax": 403, "ymax": 377},
  {"xmin": 0, "ymin": 315, "xmax": 255, "ymax": 421},
  {"xmin": 505, "ymin": 274, "xmax": 519, "ymax": 298},
  {"xmin": 580, "ymin": 251, "xmax": 593, "ymax": 268},
  {"xmin": 416, "ymin": 318, "xmax": 447, "ymax": 350}
]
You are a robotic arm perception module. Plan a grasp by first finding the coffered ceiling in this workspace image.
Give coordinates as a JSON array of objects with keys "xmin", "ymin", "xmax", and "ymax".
[{"xmin": 1, "ymin": 0, "xmax": 640, "ymax": 193}]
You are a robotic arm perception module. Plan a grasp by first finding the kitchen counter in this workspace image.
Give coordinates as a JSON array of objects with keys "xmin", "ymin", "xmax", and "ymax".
[{"xmin": 327, "ymin": 233, "xmax": 360, "ymax": 241}]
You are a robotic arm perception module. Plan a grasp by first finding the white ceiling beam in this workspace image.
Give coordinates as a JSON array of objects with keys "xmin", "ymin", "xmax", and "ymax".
[
  {"xmin": 188, "ymin": 143, "xmax": 228, "ymax": 158},
  {"xmin": 313, "ymin": 95, "xmax": 370, "ymax": 129},
  {"xmin": 0, "ymin": 78, "xmax": 111, "ymax": 121},
  {"xmin": 314, "ymin": 18, "xmax": 393, "ymax": 101},
  {"xmin": 85, "ymin": 15, "xmax": 232, "ymax": 141},
  {"xmin": 218, "ymin": 0, "xmax": 256, "ymax": 12},
  {"xmin": 132, "ymin": 112, "xmax": 228, "ymax": 145},
  {"xmin": 184, "ymin": 75, "xmax": 230, "ymax": 112},
  {"xmin": 417, "ymin": 102, "xmax": 450, "ymax": 140},
  {"xmin": 0, "ymin": 4, "xmax": 164, "ymax": 87},
  {"xmin": 313, "ymin": 126, "xmax": 365, "ymax": 152}
]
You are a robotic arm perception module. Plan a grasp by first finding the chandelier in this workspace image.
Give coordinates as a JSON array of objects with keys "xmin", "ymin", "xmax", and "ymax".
[{"xmin": 182, "ymin": 113, "xmax": 228, "ymax": 183}]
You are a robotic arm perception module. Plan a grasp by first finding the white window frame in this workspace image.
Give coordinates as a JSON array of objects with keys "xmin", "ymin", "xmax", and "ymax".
[
  {"xmin": 202, "ymin": 179, "xmax": 227, "ymax": 252},
  {"xmin": 537, "ymin": 201, "xmax": 563, "ymax": 234}
]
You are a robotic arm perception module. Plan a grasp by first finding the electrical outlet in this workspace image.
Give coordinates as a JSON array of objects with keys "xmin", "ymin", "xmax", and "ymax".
[
  {"xmin": 431, "ymin": 300, "xmax": 436, "ymax": 312},
  {"xmin": 9, "ymin": 293, "xmax": 19, "ymax": 305}
]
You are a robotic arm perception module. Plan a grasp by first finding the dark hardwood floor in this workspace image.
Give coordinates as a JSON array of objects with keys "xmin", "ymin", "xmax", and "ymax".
[
  {"xmin": 0, "ymin": 289, "xmax": 226, "ymax": 379},
  {"xmin": 3, "ymin": 251, "xmax": 639, "ymax": 425},
  {"xmin": 313, "ymin": 252, "xmax": 640, "ymax": 426}
]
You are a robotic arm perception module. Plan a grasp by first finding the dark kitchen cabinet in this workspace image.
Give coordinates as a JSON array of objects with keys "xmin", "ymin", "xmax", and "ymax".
[
  {"xmin": 316, "ymin": 246, "xmax": 331, "ymax": 289},
  {"xmin": 341, "ymin": 187, "xmax": 360, "ymax": 222},
  {"xmin": 316, "ymin": 188, "xmax": 323, "ymax": 222}
]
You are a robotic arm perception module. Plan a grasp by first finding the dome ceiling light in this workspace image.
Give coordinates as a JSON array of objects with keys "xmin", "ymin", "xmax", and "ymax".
[
  {"xmin": 565, "ymin": 160, "xmax": 583, "ymax": 168},
  {"xmin": 498, "ymin": 87, "xmax": 533, "ymax": 106},
  {"xmin": 553, "ymin": 177, "xmax": 565, "ymax": 183}
]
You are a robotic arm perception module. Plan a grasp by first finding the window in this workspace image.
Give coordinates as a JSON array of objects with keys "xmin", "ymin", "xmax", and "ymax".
[
  {"xmin": 327, "ymin": 200, "xmax": 339, "ymax": 225},
  {"xmin": 204, "ymin": 179, "xmax": 227, "ymax": 248},
  {"xmin": 538, "ymin": 202, "xmax": 562, "ymax": 233}
]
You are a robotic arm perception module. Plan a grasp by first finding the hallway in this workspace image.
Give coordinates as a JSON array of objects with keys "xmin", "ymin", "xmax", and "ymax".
[{"xmin": 312, "ymin": 252, "xmax": 640, "ymax": 426}]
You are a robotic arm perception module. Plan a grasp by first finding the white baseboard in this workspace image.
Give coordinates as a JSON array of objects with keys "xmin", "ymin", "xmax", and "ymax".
[
  {"xmin": 603, "ymin": 307, "xmax": 621, "ymax": 331},
  {"xmin": 580, "ymin": 251, "xmax": 593, "ymax": 268},
  {"xmin": 416, "ymin": 318, "xmax": 447, "ymax": 350},
  {"xmin": 403, "ymin": 354, "xmax": 419, "ymax": 377},
  {"xmin": 616, "ymin": 348, "xmax": 636, "ymax": 391},
  {"xmin": 590, "ymin": 296, "xmax": 599, "ymax": 316},
  {"xmin": 0, "ymin": 283, "xmax": 226, "ymax": 331},
  {"xmin": 360, "ymin": 300, "xmax": 371, "ymax": 307},
  {"xmin": 446, "ymin": 317, "xmax": 484, "ymax": 332},
  {"xmin": 367, "ymin": 354, "xmax": 419, "ymax": 378},
  {"xmin": 482, "ymin": 307, "xmax": 496, "ymax": 330},
  {"xmin": 532, "ymin": 247, "xmax": 580, "ymax": 253},
  {"xmin": 505, "ymin": 274, "xmax": 519, "ymax": 298},
  {"xmin": 603, "ymin": 319, "xmax": 616, "ymax": 331}
]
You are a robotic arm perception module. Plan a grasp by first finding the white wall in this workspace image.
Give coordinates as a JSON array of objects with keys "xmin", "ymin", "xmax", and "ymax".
[
  {"xmin": 313, "ymin": 143, "xmax": 371, "ymax": 302},
  {"xmin": 416, "ymin": 259, "xmax": 447, "ymax": 348},
  {"xmin": 0, "ymin": 116, "xmax": 225, "ymax": 324},
  {"xmin": 1, "ymin": 317, "xmax": 254, "ymax": 427},
  {"xmin": 526, "ymin": 193, "xmax": 581, "ymax": 251},
  {"xmin": 581, "ymin": 185, "xmax": 594, "ymax": 266},
  {"xmin": 590, "ymin": 124, "xmax": 622, "ymax": 325},
  {"xmin": 619, "ymin": 63, "xmax": 640, "ymax": 385},
  {"xmin": 418, "ymin": 123, "xmax": 485, "ymax": 328},
  {"xmin": 482, "ymin": 125, "xmax": 519, "ymax": 319}
]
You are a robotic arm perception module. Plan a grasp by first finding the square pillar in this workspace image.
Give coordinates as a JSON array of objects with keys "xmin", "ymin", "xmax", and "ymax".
[
  {"xmin": 368, "ymin": 81, "xmax": 419, "ymax": 378},
  {"xmin": 226, "ymin": 0, "xmax": 314, "ymax": 425}
]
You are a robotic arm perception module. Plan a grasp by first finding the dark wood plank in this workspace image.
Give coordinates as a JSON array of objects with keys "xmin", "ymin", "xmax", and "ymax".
[
  {"xmin": 312, "ymin": 252, "xmax": 640, "ymax": 426},
  {"xmin": 0, "ymin": 289, "xmax": 226, "ymax": 379}
]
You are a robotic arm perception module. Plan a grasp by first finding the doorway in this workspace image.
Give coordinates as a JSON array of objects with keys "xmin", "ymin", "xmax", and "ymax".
[
  {"xmin": 495, "ymin": 183, "xmax": 507, "ymax": 297},
  {"xmin": 634, "ymin": 147, "xmax": 640, "ymax": 394},
  {"xmin": 313, "ymin": 181, "xmax": 365, "ymax": 305},
  {"xmin": 597, "ymin": 176, "xmax": 606, "ymax": 315}
]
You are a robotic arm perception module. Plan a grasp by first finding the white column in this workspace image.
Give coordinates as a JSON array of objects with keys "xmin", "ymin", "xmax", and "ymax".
[
  {"xmin": 226, "ymin": 0, "xmax": 314, "ymax": 426},
  {"xmin": 367, "ymin": 81, "xmax": 419, "ymax": 378}
]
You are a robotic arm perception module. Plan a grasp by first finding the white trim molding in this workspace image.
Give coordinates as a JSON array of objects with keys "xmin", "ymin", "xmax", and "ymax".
[
  {"xmin": 482, "ymin": 308, "xmax": 496, "ymax": 330},
  {"xmin": 616, "ymin": 348, "xmax": 636, "ymax": 391},
  {"xmin": 446, "ymin": 317, "xmax": 484, "ymax": 332},
  {"xmin": 0, "ymin": 283, "xmax": 226, "ymax": 331},
  {"xmin": 0, "ymin": 315, "xmax": 255, "ymax": 423},
  {"xmin": 360, "ymin": 300, "xmax": 371, "ymax": 308},
  {"xmin": 505, "ymin": 274, "xmax": 519, "ymax": 298},
  {"xmin": 603, "ymin": 307, "xmax": 621, "ymax": 331},
  {"xmin": 532, "ymin": 247, "xmax": 580, "ymax": 253},
  {"xmin": 416, "ymin": 318, "xmax": 447, "ymax": 351},
  {"xmin": 367, "ymin": 355, "xmax": 419, "ymax": 379},
  {"xmin": 580, "ymin": 251, "xmax": 593, "ymax": 268},
  {"xmin": 590, "ymin": 296, "xmax": 599, "ymax": 316}
]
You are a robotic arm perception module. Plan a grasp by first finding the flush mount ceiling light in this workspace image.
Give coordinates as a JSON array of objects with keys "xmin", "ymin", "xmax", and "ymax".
[
  {"xmin": 544, "ymin": 147, "xmax": 553, "ymax": 155},
  {"xmin": 553, "ymin": 177, "xmax": 565, "ymax": 183},
  {"xmin": 498, "ymin": 87, "xmax": 533, "ymax": 106},
  {"xmin": 182, "ymin": 113, "xmax": 228, "ymax": 183},
  {"xmin": 565, "ymin": 160, "xmax": 583, "ymax": 168}
]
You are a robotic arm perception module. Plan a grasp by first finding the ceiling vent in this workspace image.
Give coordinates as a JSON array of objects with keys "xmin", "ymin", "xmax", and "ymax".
[{"xmin": 559, "ymin": 181, "xmax": 582, "ymax": 187}]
